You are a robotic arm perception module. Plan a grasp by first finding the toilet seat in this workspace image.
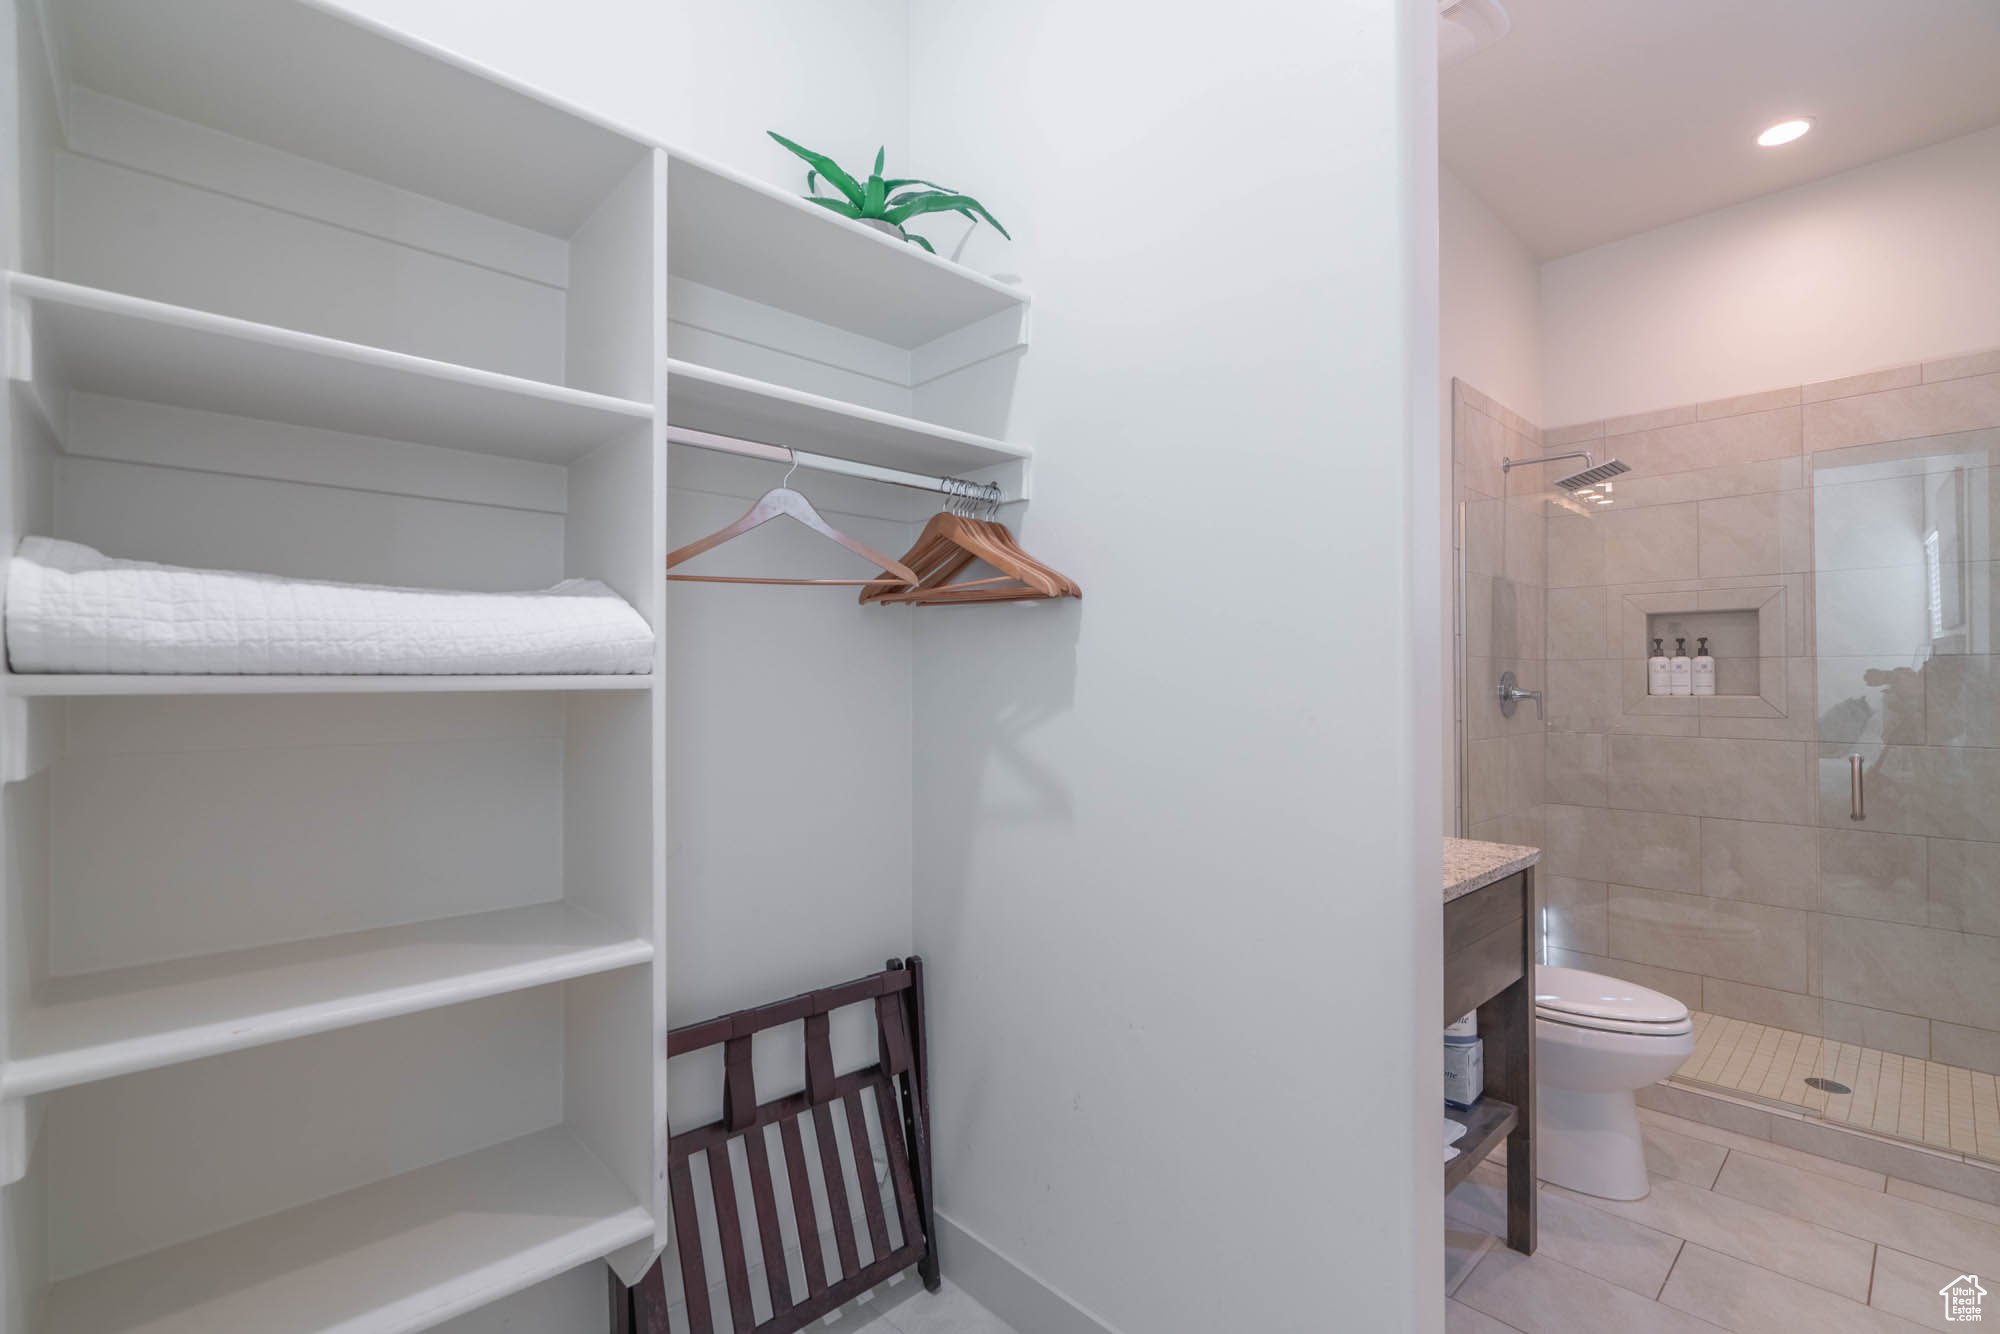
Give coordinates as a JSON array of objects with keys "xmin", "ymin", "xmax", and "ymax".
[{"xmin": 1535, "ymin": 965, "xmax": 1691, "ymax": 1037}]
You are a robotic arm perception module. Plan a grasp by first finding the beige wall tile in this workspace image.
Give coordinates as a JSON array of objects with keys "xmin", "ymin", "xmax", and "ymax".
[
  {"xmin": 1456, "ymin": 401, "xmax": 1508, "ymax": 499},
  {"xmin": 1701, "ymin": 817, "xmax": 1818, "ymax": 909},
  {"xmin": 1702, "ymin": 978, "xmax": 1823, "ymax": 1035},
  {"xmin": 1801, "ymin": 364, "xmax": 1922, "ymax": 404},
  {"xmin": 1929, "ymin": 838, "xmax": 2000, "ymax": 938},
  {"xmin": 1811, "ymin": 469, "xmax": 1928, "ymax": 573},
  {"xmin": 1502, "ymin": 494, "xmax": 1546, "ymax": 585},
  {"xmin": 1610, "ymin": 885, "xmax": 1810, "ymax": 991},
  {"xmin": 1697, "ymin": 493, "xmax": 1783, "ymax": 578},
  {"xmin": 1547, "ymin": 586, "xmax": 1608, "ymax": 659},
  {"xmin": 1546, "ymin": 659, "xmax": 1619, "ymax": 733},
  {"xmin": 1546, "ymin": 732, "xmax": 1607, "ymax": 807},
  {"xmin": 1462, "ymin": 496, "xmax": 1503, "ymax": 575},
  {"xmin": 1607, "ymin": 457, "xmax": 1803, "ymax": 510},
  {"xmin": 1804, "ymin": 372, "xmax": 2000, "ymax": 452},
  {"xmin": 1464, "ymin": 737, "xmax": 1509, "ymax": 827},
  {"xmin": 1819, "ymin": 746, "xmax": 2000, "ymax": 841},
  {"xmin": 1543, "ymin": 420, "xmax": 1605, "ymax": 449},
  {"xmin": 1817, "ymin": 656, "xmax": 1926, "ymax": 746},
  {"xmin": 1925, "ymin": 348, "xmax": 2000, "ymax": 383},
  {"xmin": 1700, "ymin": 385, "xmax": 1803, "ymax": 420},
  {"xmin": 1819, "ymin": 827, "xmax": 1929, "ymax": 925},
  {"xmin": 1822, "ymin": 916, "xmax": 2000, "ymax": 1030},
  {"xmin": 1543, "ymin": 875, "xmax": 1609, "ymax": 956},
  {"xmin": 1616, "ymin": 407, "xmax": 1803, "ymax": 476},
  {"xmin": 1608, "ymin": 734, "xmax": 1813, "ymax": 824},
  {"xmin": 1927, "ymin": 656, "xmax": 2000, "ymax": 747},
  {"xmin": 1603, "ymin": 404, "xmax": 1699, "ymax": 436},
  {"xmin": 1601, "ymin": 504, "xmax": 1699, "ymax": 584},
  {"xmin": 1933, "ymin": 1021, "xmax": 2000, "ymax": 1079},
  {"xmin": 1547, "ymin": 513, "xmax": 1604, "ymax": 588},
  {"xmin": 1820, "ymin": 999, "xmax": 1932, "ymax": 1061}
]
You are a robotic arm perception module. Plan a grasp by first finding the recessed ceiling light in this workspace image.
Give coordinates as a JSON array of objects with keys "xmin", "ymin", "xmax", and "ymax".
[{"xmin": 1757, "ymin": 118, "xmax": 1813, "ymax": 147}]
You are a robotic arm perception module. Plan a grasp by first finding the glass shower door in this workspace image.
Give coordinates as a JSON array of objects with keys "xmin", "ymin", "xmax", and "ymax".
[{"xmin": 1807, "ymin": 424, "xmax": 2000, "ymax": 1160}]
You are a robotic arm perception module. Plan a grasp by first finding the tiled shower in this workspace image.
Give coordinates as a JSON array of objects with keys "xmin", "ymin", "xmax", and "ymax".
[{"xmin": 1454, "ymin": 349, "xmax": 2000, "ymax": 1165}]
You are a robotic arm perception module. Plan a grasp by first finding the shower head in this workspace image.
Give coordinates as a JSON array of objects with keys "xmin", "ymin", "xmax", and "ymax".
[
  {"xmin": 1552, "ymin": 459, "xmax": 1631, "ymax": 492},
  {"xmin": 1499, "ymin": 450, "xmax": 1632, "ymax": 492}
]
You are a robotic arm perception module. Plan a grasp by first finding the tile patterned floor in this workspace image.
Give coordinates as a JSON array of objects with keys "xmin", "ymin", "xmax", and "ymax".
[
  {"xmin": 1677, "ymin": 1011, "xmax": 2000, "ymax": 1163},
  {"xmin": 1447, "ymin": 1106, "xmax": 2000, "ymax": 1331}
]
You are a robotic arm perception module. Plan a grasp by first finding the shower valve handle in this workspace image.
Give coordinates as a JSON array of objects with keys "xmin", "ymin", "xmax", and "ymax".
[{"xmin": 1497, "ymin": 670, "xmax": 1543, "ymax": 722}]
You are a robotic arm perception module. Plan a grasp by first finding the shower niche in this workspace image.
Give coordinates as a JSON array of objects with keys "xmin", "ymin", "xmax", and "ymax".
[{"xmin": 1622, "ymin": 587, "xmax": 1793, "ymax": 715}]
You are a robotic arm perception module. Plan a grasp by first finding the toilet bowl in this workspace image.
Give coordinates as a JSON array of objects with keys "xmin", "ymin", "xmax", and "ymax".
[{"xmin": 1535, "ymin": 966, "xmax": 1693, "ymax": 1200}]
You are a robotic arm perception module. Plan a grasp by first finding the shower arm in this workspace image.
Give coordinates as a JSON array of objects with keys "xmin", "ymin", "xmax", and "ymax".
[{"xmin": 1499, "ymin": 450, "xmax": 1592, "ymax": 475}]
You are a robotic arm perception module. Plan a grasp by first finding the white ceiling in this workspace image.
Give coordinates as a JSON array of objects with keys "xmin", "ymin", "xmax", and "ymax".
[{"xmin": 1440, "ymin": 0, "xmax": 2000, "ymax": 258}]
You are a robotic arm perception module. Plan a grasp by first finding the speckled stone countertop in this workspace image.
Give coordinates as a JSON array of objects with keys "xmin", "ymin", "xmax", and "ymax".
[{"xmin": 1444, "ymin": 837, "xmax": 1539, "ymax": 903}]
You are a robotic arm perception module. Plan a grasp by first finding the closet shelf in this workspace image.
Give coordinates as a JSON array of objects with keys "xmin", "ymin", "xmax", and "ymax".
[
  {"xmin": 667, "ymin": 150, "xmax": 1029, "ymax": 348},
  {"xmin": 38, "ymin": 1125, "xmax": 655, "ymax": 1334},
  {"xmin": 2, "ymin": 903, "xmax": 653, "ymax": 1099},
  {"xmin": 9, "ymin": 274, "xmax": 653, "ymax": 463},
  {"xmin": 2, "ymin": 672, "xmax": 654, "ymax": 697},
  {"xmin": 667, "ymin": 359, "xmax": 1029, "ymax": 476}
]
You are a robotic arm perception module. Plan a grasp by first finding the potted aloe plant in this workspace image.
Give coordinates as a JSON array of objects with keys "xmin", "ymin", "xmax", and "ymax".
[{"xmin": 768, "ymin": 133, "xmax": 1010, "ymax": 254}]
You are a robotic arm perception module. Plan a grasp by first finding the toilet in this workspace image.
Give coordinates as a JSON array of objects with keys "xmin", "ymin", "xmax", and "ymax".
[{"xmin": 1534, "ymin": 966, "xmax": 1694, "ymax": 1200}]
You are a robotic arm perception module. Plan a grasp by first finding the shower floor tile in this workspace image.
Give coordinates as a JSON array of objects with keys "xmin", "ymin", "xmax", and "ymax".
[{"xmin": 1676, "ymin": 1010, "xmax": 2000, "ymax": 1161}]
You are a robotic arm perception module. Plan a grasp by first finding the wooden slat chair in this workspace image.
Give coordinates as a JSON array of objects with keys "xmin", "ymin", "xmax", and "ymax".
[{"xmin": 613, "ymin": 958, "xmax": 939, "ymax": 1333}]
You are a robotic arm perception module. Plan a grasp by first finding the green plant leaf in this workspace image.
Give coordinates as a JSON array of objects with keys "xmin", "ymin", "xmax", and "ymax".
[
  {"xmin": 882, "ymin": 178, "xmax": 955, "ymax": 192},
  {"xmin": 873, "ymin": 146, "xmax": 885, "ymax": 176},
  {"xmin": 768, "ymin": 132, "xmax": 864, "ymax": 207},
  {"xmin": 905, "ymin": 233, "xmax": 936, "ymax": 254},
  {"xmin": 863, "ymin": 174, "xmax": 887, "ymax": 217},
  {"xmin": 883, "ymin": 191, "xmax": 1012, "ymax": 240},
  {"xmin": 806, "ymin": 195, "xmax": 864, "ymax": 220}
]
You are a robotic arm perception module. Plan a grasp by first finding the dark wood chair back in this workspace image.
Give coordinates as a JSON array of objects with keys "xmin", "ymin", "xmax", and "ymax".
[{"xmin": 615, "ymin": 957, "xmax": 939, "ymax": 1333}]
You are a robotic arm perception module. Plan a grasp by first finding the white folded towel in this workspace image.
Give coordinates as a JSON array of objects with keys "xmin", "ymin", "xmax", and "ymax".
[
  {"xmin": 6, "ymin": 537, "xmax": 655, "ymax": 676},
  {"xmin": 1445, "ymin": 1118, "xmax": 1468, "ymax": 1145},
  {"xmin": 1445, "ymin": 1145, "xmax": 1461, "ymax": 1163}
]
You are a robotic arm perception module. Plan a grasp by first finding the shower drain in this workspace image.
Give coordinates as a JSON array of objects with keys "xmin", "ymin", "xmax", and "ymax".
[{"xmin": 1804, "ymin": 1076, "xmax": 1852, "ymax": 1095}]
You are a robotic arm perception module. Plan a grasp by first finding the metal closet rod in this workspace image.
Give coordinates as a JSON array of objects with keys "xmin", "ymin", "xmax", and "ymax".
[{"xmin": 665, "ymin": 424, "xmax": 1009, "ymax": 503}]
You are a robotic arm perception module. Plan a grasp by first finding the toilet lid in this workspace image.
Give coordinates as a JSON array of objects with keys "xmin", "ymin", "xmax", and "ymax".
[{"xmin": 1535, "ymin": 966, "xmax": 1690, "ymax": 1029}]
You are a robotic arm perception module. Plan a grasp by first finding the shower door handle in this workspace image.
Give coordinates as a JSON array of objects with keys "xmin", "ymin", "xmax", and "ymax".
[{"xmin": 1849, "ymin": 754, "xmax": 1865, "ymax": 821}]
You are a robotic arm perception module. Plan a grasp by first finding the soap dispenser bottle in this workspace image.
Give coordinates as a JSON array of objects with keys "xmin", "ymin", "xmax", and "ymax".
[
  {"xmin": 1692, "ymin": 636, "xmax": 1716, "ymax": 696},
  {"xmin": 1648, "ymin": 638, "xmax": 1671, "ymax": 696},
  {"xmin": 1670, "ymin": 637, "xmax": 1693, "ymax": 696}
]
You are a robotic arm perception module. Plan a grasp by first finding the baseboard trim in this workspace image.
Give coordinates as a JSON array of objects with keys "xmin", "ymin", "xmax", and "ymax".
[{"xmin": 936, "ymin": 1211, "xmax": 1123, "ymax": 1334}]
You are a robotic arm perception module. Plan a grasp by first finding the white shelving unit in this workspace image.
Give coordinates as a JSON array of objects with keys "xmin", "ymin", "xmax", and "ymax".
[{"xmin": 0, "ymin": 1, "xmax": 1032, "ymax": 1331}]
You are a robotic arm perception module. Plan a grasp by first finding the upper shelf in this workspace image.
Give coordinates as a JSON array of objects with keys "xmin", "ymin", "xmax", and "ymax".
[
  {"xmin": 667, "ymin": 359, "xmax": 1028, "ymax": 476},
  {"xmin": 46, "ymin": 0, "xmax": 651, "ymax": 236},
  {"xmin": 667, "ymin": 151, "xmax": 1029, "ymax": 349},
  {"xmin": 11, "ymin": 275, "xmax": 653, "ymax": 462}
]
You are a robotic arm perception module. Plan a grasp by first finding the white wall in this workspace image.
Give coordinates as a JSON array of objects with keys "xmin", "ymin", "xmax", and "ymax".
[
  {"xmin": 1542, "ymin": 123, "xmax": 2000, "ymax": 427},
  {"xmin": 1441, "ymin": 169, "xmax": 1541, "ymax": 428},
  {"xmin": 1439, "ymin": 166, "xmax": 1540, "ymax": 833},
  {"xmin": 322, "ymin": 0, "xmax": 911, "ymax": 193},
  {"xmin": 906, "ymin": 5, "xmax": 1443, "ymax": 1333}
]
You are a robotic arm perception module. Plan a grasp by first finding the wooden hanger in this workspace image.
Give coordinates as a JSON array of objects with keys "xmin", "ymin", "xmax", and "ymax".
[
  {"xmin": 861, "ymin": 498, "xmax": 1078, "ymax": 606},
  {"xmin": 669, "ymin": 481, "xmax": 920, "ymax": 586}
]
